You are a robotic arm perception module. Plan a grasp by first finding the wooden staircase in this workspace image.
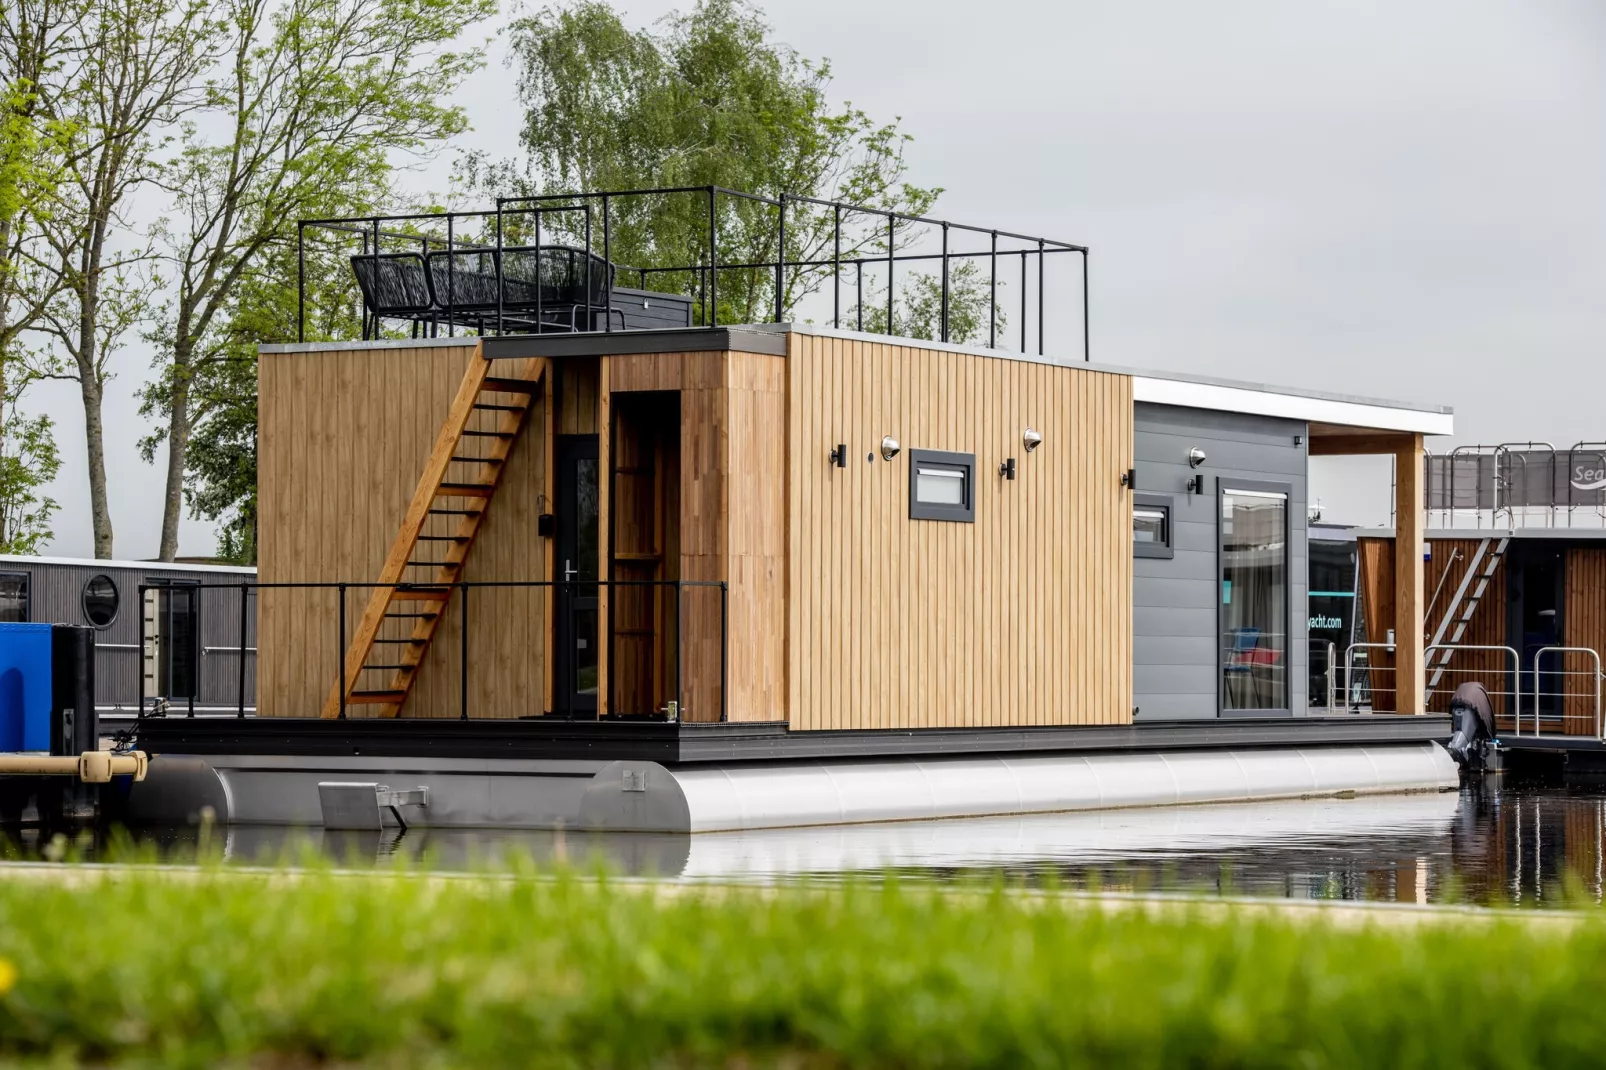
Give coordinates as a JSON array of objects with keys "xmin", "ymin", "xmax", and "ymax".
[{"xmin": 321, "ymin": 350, "xmax": 546, "ymax": 718}]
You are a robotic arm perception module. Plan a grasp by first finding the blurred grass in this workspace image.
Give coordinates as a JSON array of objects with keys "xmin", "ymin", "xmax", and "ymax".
[{"xmin": 0, "ymin": 852, "xmax": 1603, "ymax": 1069}]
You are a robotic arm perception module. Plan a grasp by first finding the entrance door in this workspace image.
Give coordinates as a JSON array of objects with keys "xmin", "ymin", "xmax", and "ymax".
[{"xmin": 554, "ymin": 434, "xmax": 600, "ymax": 716}]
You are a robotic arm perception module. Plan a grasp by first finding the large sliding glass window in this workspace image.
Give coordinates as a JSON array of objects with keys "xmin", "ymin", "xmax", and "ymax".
[{"xmin": 1220, "ymin": 487, "xmax": 1289, "ymax": 712}]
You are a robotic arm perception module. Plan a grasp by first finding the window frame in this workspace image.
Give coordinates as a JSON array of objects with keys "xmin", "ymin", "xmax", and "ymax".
[
  {"xmin": 0, "ymin": 570, "xmax": 30, "ymax": 623},
  {"xmin": 908, "ymin": 448, "xmax": 976, "ymax": 523},
  {"xmin": 1132, "ymin": 493, "xmax": 1175, "ymax": 560},
  {"xmin": 1216, "ymin": 479, "xmax": 1293, "ymax": 717},
  {"xmin": 81, "ymin": 573, "xmax": 121, "ymax": 630}
]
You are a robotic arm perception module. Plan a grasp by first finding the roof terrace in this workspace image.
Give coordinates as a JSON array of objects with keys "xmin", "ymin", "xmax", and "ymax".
[{"xmin": 297, "ymin": 185, "xmax": 1090, "ymax": 359}]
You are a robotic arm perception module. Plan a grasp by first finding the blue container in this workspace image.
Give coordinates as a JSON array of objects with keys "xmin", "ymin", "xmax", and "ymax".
[{"xmin": 0, "ymin": 622, "xmax": 54, "ymax": 752}]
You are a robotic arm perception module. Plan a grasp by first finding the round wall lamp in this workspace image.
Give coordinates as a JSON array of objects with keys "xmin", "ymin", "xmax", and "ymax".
[
  {"xmin": 880, "ymin": 435, "xmax": 901, "ymax": 461},
  {"xmin": 1023, "ymin": 427, "xmax": 1043, "ymax": 453},
  {"xmin": 1187, "ymin": 447, "xmax": 1207, "ymax": 468}
]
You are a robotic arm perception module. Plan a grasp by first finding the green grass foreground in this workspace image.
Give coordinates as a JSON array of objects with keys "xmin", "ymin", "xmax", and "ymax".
[{"xmin": 0, "ymin": 861, "xmax": 1603, "ymax": 1069}]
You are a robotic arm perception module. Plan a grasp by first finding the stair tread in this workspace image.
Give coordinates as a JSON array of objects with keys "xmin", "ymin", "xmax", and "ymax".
[
  {"xmin": 480, "ymin": 377, "xmax": 541, "ymax": 394},
  {"xmin": 348, "ymin": 691, "xmax": 407, "ymax": 703},
  {"xmin": 436, "ymin": 482, "xmax": 495, "ymax": 497},
  {"xmin": 389, "ymin": 588, "xmax": 451, "ymax": 601}
]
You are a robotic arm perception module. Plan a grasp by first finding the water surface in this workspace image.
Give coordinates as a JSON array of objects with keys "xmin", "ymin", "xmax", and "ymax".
[{"xmin": 5, "ymin": 781, "xmax": 1603, "ymax": 907}]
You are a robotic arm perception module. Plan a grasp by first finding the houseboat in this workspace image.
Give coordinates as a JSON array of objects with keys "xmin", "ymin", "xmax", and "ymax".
[
  {"xmin": 123, "ymin": 186, "xmax": 1460, "ymax": 833},
  {"xmin": 1335, "ymin": 444, "xmax": 1606, "ymax": 769},
  {"xmin": 0, "ymin": 555, "xmax": 256, "ymax": 718}
]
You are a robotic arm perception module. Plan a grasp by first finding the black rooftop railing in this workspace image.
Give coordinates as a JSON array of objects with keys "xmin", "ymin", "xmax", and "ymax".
[{"xmin": 297, "ymin": 185, "xmax": 1090, "ymax": 360}]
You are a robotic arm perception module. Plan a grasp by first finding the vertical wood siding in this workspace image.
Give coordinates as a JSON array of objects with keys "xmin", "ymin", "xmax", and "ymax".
[
  {"xmin": 605, "ymin": 350, "xmax": 785, "ymax": 722},
  {"xmin": 258, "ymin": 341, "xmax": 547, "ymax": 718},
  {"xmin": 785, "ymin": 333, "xmax": 1133, "ymax": 731},
  {"xmin": 1564, "ymin": 548, "xmax": 1606, "ymax": 733}
]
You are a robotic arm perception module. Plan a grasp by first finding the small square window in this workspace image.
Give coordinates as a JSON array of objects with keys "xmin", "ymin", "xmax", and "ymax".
[
  {"xmin": 908, "ymin": 449, "xmax": 975, "ymax": 523},
  {"xmin": 1133, "ymin": 493, "xmax": 1174, "ymax": 559}
]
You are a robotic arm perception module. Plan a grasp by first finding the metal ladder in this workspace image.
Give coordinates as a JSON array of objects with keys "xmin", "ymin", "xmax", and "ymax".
[
  {"xmin": 321, "ymin": 351, "xmax": 545, "ymax": 718},
  {"xmin": 1425, "ymin": 536, "xmax": 1510, "ymax": 698}
]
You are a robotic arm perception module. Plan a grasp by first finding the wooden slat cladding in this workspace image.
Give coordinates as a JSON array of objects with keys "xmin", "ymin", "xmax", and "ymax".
[
  {"xmin": 785, "ymin": 333, "xmax": 1133, "ymax": 731},
  {"xmin": 1564, "ymin": 548, "xmax": 1606, "ymax": 734},
  {"xmin": 1359, "ymin": 536, "xmax": 1511, "ymax": 720},
  {"xmin": 604, "ymin": 350, "xmax": 784, "ymax": 722},
  {"xmin": 258, "ymin": 342, "xmax": 547, "ymax": 718},
  {"xmin": 557, "ymin": 359, "xmax": 599, "ymax": 434}
]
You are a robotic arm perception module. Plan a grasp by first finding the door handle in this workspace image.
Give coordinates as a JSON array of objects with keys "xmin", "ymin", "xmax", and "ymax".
[{"xmin": 563, "ymin": 558, "xmax": 578, "ymax": 582}]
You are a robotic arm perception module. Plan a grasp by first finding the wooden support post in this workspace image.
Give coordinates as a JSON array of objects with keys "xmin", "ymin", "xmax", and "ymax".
[{"xmin": 1394, "ymin": 433, "xmax": 1426, "ymax": 714}]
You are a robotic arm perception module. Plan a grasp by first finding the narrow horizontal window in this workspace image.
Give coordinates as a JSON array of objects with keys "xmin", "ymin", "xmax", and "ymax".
[
  {"xmin": 1133, "ymin": 494, "xmax": 1174, "ymax": 559},
  {"xmin": 1134, "ymin": 507, "xmax": 1167, "ymax": 543},
  {"xmin": 908, "ymin": 449, "xmax": 975, "ymax": 523},
  {"xmin": 916, "ymin": 467, "xmax": 966, "ymax": 505}
]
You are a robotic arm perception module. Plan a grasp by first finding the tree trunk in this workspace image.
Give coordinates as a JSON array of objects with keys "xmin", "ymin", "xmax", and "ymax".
[
  {"xmin": 80, "ymin": 370, "xmax": 113, "ymax": 558},
  {"xmin": 77, "ymin": 266, "xmax": 112, "ymax": 558},
  {"xmin": 158, "ymin": 337, "xmax": 192, "ymax": 560}
]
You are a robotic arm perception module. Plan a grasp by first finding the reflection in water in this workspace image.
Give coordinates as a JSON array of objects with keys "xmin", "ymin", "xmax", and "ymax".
[{"xmin": 6, "ymin": 782, "xmax": 1606, "ymax": 907}]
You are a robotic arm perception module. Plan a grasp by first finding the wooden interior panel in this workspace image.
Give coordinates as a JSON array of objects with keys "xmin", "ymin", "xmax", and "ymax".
[
  {"xmin": 609, "ymin": 391, "xmax": 681, "ymax": 716},
  {"xmin": 784, "ymin": 332, "xmax": 1133, "ymax": 731},
  {"xmin": 258, "ymin": 341, "xmax": 547, "ymax": 718},
  {"xmin": 1357, "ymin": 536, "xmax": 1397, "ymax": 713},
  {"xmin": 1564, "ymin": 548, "xmax": 1606, "ymax": 734}
]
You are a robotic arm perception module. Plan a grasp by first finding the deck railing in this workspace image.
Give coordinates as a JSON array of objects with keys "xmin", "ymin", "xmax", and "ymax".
[
  {"xmin": 136, "ymin": 579, "xmax": 728, "ymax": 723},
  {"xmin": 297, "ymin": 185, "xmax": 1091, "ymax": 360}
]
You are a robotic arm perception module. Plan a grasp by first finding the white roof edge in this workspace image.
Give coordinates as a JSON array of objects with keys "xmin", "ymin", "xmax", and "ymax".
[
  {"xmin": 774, "ymin": 324, "xmax": 1452, "ymax": 431},
  {"xmin": 1132, "ymin": 375, "xmax": 1454, "ymax": 436},
  {"xmin": 0, "ymin": 554, "xmax": 255, "ymax": 575}
]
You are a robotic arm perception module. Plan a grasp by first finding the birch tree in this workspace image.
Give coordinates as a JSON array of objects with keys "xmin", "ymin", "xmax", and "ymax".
[
  {"xmin": 139, "ymin": 0, "xmax": 492, "ymax": 560},
  {"xmin": 29, "ymin": 0, "xmax": 219, "ymax": 558}
]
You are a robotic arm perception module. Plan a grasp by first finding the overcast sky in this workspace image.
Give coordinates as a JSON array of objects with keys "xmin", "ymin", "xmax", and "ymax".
[{"xmin": 28, "ymin": 0, "xmax": 1606, "ymax": 558}]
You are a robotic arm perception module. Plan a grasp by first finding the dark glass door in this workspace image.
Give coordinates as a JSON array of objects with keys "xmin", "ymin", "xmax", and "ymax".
[{"xmin": 555, "ymin": 434, "xmax": 600, "ymax": 716}]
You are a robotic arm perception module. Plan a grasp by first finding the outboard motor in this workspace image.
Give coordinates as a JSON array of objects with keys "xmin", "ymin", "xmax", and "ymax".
[{"xmin": 1446, "ymin": 680, "xmax": 1496, "ymax": 771}]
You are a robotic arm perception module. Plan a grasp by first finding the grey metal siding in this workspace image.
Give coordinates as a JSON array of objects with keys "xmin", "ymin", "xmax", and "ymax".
[
  {"xmin": 0, "ymin": 560, "xmax": 256, "ymax": 713},
  {"xmin": 1132, "ymin": 403, "xmax": 1308, "ymax": 720}
]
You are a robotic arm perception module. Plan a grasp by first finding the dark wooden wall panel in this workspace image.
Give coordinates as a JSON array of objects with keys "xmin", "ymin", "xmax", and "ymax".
[{"xmin": 1564, "ymin": 548, "xmax": 1606, "ymax": 734}]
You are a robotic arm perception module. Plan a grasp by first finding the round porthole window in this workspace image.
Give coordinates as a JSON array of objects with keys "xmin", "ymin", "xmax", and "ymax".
[{"xmin": 82, "ymin": 574, "xmax": 119, "ymax": 629}]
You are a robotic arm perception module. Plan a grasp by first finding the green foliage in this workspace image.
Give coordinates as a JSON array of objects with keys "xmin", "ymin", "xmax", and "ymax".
[
  {"xmin": 0, "ymin": 402, "xmax": 60, "ymax": 553},
  {"xmin": 853, "ymin": 259, "xmax": 1007, "ymax": 346},
  {"xmin": 493, "ymin": 0, "xmax": 941, "ymax": 324},
  {"xmin": 0, "ymin": 863, "xmax": 1602, "ymax": 1067},
  {"xmin": 139, "ymin": 0, "xmax": 494, "ymax": 561}
]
